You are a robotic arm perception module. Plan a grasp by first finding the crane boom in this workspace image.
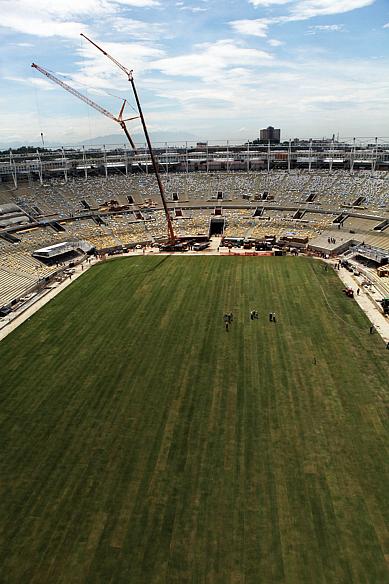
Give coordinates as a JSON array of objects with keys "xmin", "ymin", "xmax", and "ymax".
[
  {"xmin": 80, "ymin": 33, "xmax": 131, "ymax": 78},
  {"xmin": 32, "ymin": 63, "xmax": 119, "ymax": 122},
  {"xmin": 32, "ymin": 62, "xmax": 138, "ymax": 150}
]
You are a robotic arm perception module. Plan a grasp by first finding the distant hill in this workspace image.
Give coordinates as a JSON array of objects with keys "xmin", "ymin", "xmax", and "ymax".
[
  {"xmin": 78, "ymin": 131, "xmax": 201, "ymax": 147},
  {"xmin": 0, "ymin": 141, "xmax": 63, "ymax": 151},
  {"xmin": 0, "ymin": 131, "xmax": 201, "ymax": 151}
]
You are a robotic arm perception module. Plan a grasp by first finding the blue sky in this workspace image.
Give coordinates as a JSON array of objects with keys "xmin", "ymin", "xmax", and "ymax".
[{"xmin": 0, "ymin": 0, "xmax": 388, "ymax": 145}]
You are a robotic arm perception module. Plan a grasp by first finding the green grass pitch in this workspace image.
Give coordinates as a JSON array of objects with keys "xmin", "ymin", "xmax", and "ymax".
[{"xmin": 0, "ymin": 256, "xmax": 388, "ymax": 583}]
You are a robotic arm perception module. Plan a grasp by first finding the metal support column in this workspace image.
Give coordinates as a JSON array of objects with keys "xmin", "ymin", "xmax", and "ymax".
[
  {"xmin": 350, "ymin": 138, "xmax": 356, "ymax": 174},
  {"xmin": 10, "ymin": 150, "xmax": 17, "ymax": 189},
  {"xmin": 62, "ymin": 147, "xmax": 68, "ymax": 182},
  {"xmin": 103, "ymin": 145, "xmax": 108, "ymax": 179},
  {"xmin": 288, "ymin": 139, "xmax": 291, "ymax": 173},
  {"xmin": 83, "ymin": 146, "xmax": 88, "ymax": 180},
  {"xmin": 36, "ymin": 149, "xmax": 43, "ymax": 185}
]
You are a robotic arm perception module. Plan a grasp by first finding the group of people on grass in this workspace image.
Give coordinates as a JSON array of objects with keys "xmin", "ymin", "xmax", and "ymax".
[
  {"xmin": 251, "ymin": 311, "xmax": 277, "ymax": 322},
  {"xmin": 224, "ymin": 310, "xmax": 277, "ymax": 331}
]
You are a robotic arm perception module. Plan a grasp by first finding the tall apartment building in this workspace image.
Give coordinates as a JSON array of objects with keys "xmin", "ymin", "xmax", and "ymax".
[{"xmin": 260, "ymin": 126, "xmax": 281, "ymax": 143}]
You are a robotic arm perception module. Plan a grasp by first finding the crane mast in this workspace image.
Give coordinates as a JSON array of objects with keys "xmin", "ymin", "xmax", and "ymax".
[
  {"xmin": 129, "ymin": 76, "xmax": 175, "ymax": 243},
  {"xmin": 31, "ymin": 63, "xmax": 138, "ymax": 149},
  {"xmin": 80, "ymin": 34, "xmax": 176, "ymax": 245}
]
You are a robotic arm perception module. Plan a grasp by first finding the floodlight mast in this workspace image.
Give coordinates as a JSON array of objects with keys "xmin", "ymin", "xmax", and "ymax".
[
  {"xmin": 80, "ymin": 33, "xmax": 176, "ymax": 245},
  {"xmin": 31, "ymin": 62, "xmax": 138, "ymax": 150}
]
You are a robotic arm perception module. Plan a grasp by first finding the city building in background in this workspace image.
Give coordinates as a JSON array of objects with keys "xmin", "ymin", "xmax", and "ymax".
[{"xmin": 260, "ymin": 126, "xmax": 281, "ymax": 144}]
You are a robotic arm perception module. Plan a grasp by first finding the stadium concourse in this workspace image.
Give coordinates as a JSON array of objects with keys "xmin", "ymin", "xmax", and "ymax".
[{"xmin": 0, "ymin": 169, "xmax": 388, "ymax": 328}]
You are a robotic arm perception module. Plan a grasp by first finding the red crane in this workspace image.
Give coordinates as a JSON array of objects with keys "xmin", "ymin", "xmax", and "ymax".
[
  {"xmin": 31, "ymin": 62, "xmax": 138, "ymax": 149},
  {"xmin": 80, "ymin": 33, "xmax": 176, "ymax": 245}
]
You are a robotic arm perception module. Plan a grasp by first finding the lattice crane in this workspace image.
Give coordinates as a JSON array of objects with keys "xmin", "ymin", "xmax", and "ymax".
[{"xmin": 80, "ymin": 34, "xmax": 176, "ymax": 245}]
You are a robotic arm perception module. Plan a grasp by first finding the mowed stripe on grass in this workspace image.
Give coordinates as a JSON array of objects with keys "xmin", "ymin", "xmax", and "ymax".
[{"xmin": 0, "ymin": 256, "xmax": 388, "ymax": 584}]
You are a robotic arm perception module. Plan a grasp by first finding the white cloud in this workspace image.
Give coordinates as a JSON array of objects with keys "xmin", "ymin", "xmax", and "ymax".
[
  {"xmin": 288, "ymin": 0, "xmax": 375, "ymax": 20},
  {"xmin": 384, "ymin": 23, "xmax": 389, "ymax": 28},
  {"xmin": 307, "ymin": 24, "xmax": 345, "ymax": 34},
  {"xmin": 0, "ymin": 13, "xmax": 90, "ymax": 39},
  {"xmin": 83, "ymin": 67, "xmax": 389, "ymax": 134},
  {"xmin": 180, "ymin": 5, "xmax": 208, "ymax": 12},
  {"xmin": 0, "ymin": 0, "xmax": 159, "ymax": 39},
  {"xmin": 71, "ymin": 40, "xmax": 164, "ymax": 90},
  {"xmin": 146, "ymin": 51, "xmax": 389, "ymax": 137},
  {"xmin": 230, "ymin": 19, "xmax": 269, "ymax": 37},
  {"xmin": 2, "ymin": 0, "xmax": 107, "ymax": 20},
  {"xmin": 239, "ymin": 1, "xmax": 375, "ymax": 39},
  {"xmin": 268, "ymin": 39, "xmax": 283, "ymax": 46},
  {"xmin": 5, "ymin": 52, "xmax": 389, "ymax": 142},
  {"xmin": 5, "ymin": 76, "xmax": 56, "ymax": 91},
  {"xmin": 250, "ymin": 0, "xmax": 292, "ymax": 5},
  {"xmin": 1, "ymin": 0, "xmax": 387, "ymax": 143},
  {"xmin": 114, "ymin": 0, "xmax": 158, "ymax": 5},
  {"xmin": 0, "ymin": 0, "xmax": 100, "ymax": 38},
  {"xmin": 27, "ymin": 38, "xmax": 165, "ymax": 107},
  {"xmin": 150, "ymin": 40, "xmax": 273, "ymax": 79},
  {"xmin": 248, "ymin": 0, "xmax": 376, "ymax": 24},
  {"xmin": 109, "ymin": 17, "xmax": 167, "ymax": 40},
  {"xmin": 0, "ymin": 110, "xmax": 124, "ymax": 145}
]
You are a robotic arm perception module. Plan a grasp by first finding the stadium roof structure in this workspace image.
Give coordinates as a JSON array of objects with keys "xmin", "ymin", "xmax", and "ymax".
[
  {"xmin": 33, "ymin": 241, "xmax": 92, "ymax": 258},
  {"xmin": 33, "ymin": 242, "xmax": 75, "ymax": 258}
]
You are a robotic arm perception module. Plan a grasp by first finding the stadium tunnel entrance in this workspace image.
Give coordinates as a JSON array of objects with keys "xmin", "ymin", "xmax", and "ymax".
[{"xmin": 209, "ymin": 217, "xmax": 225, "ymax": 236}]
